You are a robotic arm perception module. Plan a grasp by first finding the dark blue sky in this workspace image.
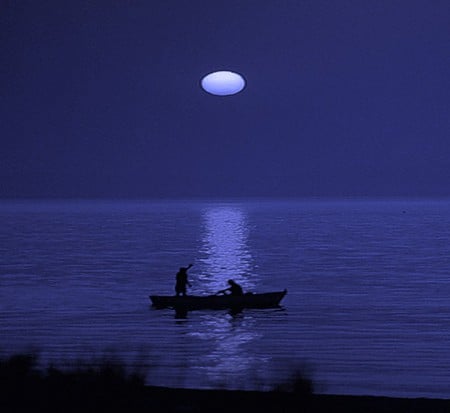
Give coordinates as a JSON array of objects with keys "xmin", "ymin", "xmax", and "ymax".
[{"xmin": 2, "ymin": 1, "xmax": 449, "ymax": 199}]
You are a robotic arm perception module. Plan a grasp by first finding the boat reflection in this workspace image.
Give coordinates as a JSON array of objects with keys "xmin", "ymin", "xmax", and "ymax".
[
  {"xmin": 186, "ymin": 311, "xmax": 273, "ymax": 389},
  {"xmin": 174, "ymin": 307, "xmax": 243, "ymax": 320},
  {"xmin": 198, "ymin": 204, "xmax": 255, "ymax": 294}
]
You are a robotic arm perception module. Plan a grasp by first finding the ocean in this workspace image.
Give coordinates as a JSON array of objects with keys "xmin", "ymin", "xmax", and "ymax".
[{"xmin": 1, "ymin": 199, "xmax": 449, "ymax": 398}]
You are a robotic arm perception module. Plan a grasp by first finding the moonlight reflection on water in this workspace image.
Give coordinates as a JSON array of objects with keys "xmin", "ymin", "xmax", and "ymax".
[
  {"xmin": 198, "ymin": 205, "xmax": 255, "ymax": 294},
  {"xmin": 182, "ymin": 204, "xmax": 270, "ymax": 388}
]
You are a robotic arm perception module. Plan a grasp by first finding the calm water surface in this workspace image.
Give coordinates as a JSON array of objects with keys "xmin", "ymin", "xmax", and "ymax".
[{"xmin": 1, "ymin": 199, "xmax": 450, "ymax": 398}]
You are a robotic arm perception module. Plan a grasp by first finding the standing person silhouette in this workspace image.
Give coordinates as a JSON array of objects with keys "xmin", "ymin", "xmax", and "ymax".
[{"xmin": 175, "ymin": 264, "xmax": 193, "ymax": 296}]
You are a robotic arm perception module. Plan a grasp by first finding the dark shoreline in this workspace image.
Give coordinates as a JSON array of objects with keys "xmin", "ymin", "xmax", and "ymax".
[
  {"xmin": 140, "ymin": 386, "xmax": 450, "ymax": 413},
  {"xmin": 2, "ymin": 353, "xmax": 449, "ymax": 412},
  {"xmin": 3, "ymin": 383, "xmax": 450, "ymax": 413}
]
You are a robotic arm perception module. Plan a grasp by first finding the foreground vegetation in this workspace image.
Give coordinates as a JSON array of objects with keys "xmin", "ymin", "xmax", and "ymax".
[
  {"xmin": 0, "ymin": 353, "xmax": 146, "ymax": 412},
  {"xmin": 0, "ymin": 352, "xmax": 312, "ymax": 412},
  {"xmin": 0, "ymin": 353, "xmax": 449, "ymax": 413}
]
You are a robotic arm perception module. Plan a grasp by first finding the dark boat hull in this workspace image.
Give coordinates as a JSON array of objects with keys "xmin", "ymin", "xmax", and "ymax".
[{"xmin": 149, "ymin": 290, "xmax": 287, "ymax": 310}]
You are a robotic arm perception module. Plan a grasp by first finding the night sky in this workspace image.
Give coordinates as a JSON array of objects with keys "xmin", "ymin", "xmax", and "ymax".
[{"xmin": 2, "ymin": 1, "xmax": 449, "ymax": 199}]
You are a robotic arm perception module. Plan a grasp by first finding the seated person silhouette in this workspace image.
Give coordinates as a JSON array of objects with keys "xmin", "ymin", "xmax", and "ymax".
[{"xmin": 217, "ymin": 279, "xmax": 243, "ymax": 296}]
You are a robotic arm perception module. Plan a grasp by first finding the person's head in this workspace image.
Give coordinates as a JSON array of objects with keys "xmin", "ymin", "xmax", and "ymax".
[
  {"xmin": 228, "ymin": 279, "xmax": 235, "ymax": 285},
  {"xmin": 179, "ymin": 267, "xmax": 186, "ymax": 273}
]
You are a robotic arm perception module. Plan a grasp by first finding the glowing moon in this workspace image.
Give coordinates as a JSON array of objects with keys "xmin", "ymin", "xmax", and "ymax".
[{"xmin": 201, "ymin": 71, "xmax": 246, "ymax": 96}]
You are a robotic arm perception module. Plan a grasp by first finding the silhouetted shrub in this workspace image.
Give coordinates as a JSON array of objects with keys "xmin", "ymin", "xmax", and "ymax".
[
  {"xmin": 0, "ymin": 352, "xmax": 317, "ymax": 412},
  {"xmin": 272, "ymin": 369, "xmax": 314, "ymax": 396},
  {"xmin": 0, "ymin": 352, "xmax": 147, "ymax": 412}
]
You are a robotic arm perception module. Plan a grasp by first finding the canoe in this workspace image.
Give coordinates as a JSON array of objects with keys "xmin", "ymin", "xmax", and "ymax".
[{"xmin": 149, "ymin": 289, "xmax": 287, "ymax": 310}]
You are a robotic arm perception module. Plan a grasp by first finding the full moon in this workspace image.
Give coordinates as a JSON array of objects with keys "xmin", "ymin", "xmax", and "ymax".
[{"xmin": 201, "ymin": 71, "xmax": 246, "ymax": 96}]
